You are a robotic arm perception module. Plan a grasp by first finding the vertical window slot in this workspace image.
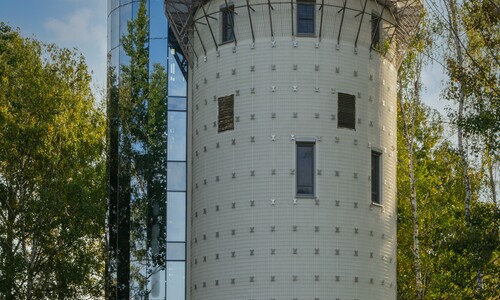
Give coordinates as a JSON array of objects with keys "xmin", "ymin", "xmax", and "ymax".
[{"xmin": 296, "ymin": 142, "xmax": 315, "ymax": 196}]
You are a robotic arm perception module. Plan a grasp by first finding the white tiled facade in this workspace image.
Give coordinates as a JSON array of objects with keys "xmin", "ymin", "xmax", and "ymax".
[{"xmin": 187, "ymin": 1, "xmax": 400, "ymax": 299}]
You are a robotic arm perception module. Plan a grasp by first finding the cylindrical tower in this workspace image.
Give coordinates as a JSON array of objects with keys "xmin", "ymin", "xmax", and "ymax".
[{"xmin": 166, "ymin": 1, "xmax": 422, "ymax": 299}]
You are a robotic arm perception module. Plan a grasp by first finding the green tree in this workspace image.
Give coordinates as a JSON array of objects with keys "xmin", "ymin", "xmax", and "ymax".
[
  {"xmin": 0, "ymin": 23, "xmax": 105, "ymax": 299},
  {"xmin": 397, "ymin": 4, "xmax": 500, "ymax": 296},
  {"xmin": 398, "ymin": 35, "xmax": 424, "ymax": 300},
  {"xmin": 397, "ymin": 100, "xmax": 481, "ymax": 299},
  {"xmin": 446, "ymin": 0, "xmax": 499, "ymax": 154},
  {"xmin": 439, "ymin": 0, "xmax": 499, "ymax": 296}
]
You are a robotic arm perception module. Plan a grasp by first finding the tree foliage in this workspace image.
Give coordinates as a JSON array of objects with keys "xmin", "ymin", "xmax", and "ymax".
[
  {"xmin": 396, "ymin": 100, "xmax": 499, "ymax": 299},
  {"xmin": 397, "ymin": 2, "xmax": 500, "ymax": 298},
  {"xmin": 0, "ymin": 23, "xmax": 105, "ymax": 299},
  {"xmin": 445, "ymin": 0, "xmax": 499, "ymax": 154}
]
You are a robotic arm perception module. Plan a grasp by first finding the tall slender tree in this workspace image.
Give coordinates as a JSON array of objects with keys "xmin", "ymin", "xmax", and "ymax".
[
  {"xmin": 440, "ymin": 0, "xmax": 499, "ymax": 295},
  {"xmin": 397, "ymin": 25, "xmax": 428, "ymax": 298},
  {"xmin": 397, "ymin": 1, "xmax": 500, "ymax": 298}
]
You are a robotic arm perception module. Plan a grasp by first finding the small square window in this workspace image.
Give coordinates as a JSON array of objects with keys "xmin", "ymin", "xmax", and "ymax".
[
  {"xmin": 296, "ymin": 142, "xmax": 315, "ymax": 197},
  {"xmin": 221, "ymin": 5, "xmax": 235, "ymax": 43},
  {"xmin": 371, "ymin": 151, "xmax": 381, "ymax": 204},
  {"xmin": 218, "ymin": 95, "xmax": 234, "ymax": 132},
  {"xmin": 297, "ymin": 1, "xmax": 315, "ymax": 35},
  {"xmin": 338, "ymin": 93, "xmax": 356, "ymax": 129},
  {"xmin": 371, "ymin": 12, "xmax": 381, "ymax": 50}
]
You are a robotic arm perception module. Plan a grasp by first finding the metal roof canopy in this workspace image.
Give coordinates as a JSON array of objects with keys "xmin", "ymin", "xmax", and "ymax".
[{"xmin": 164, "ymin": 0, "xmax": 423, "ymax": 68}]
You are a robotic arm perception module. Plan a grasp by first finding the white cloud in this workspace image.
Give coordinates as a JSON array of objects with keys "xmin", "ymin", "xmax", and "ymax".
[
  {"xmin": 45, "ymin": 8, "xmax": 104, "ymax": 45},
  {"xmin": 44, "ymin": 6, "xmax": 107, "ymax": 96}
]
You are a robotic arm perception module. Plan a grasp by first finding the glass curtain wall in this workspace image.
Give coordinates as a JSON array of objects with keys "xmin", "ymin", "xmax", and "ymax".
[{"xmin": 107, "ymin": 0, "xmax": 187, "ymax": 299}]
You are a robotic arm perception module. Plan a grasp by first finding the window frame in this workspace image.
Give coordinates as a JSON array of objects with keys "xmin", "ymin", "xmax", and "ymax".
[
  {"xmin": 371, "ymin": 150, "xmax": 382, "ymax": 205},
  {"xmin": 296, "ymin": 141, "xmax": 316, "ymax": 197},
  {"xmin": 220, "ymin": 4, "xmax": 235, "ymax": 44},
  {"xmin": 337, "ymin": 92, "xmax": 356, "ymax": 130},
  {"xmin": 296, "ymin": 0, "xmax": 316, "ymax": 36}
]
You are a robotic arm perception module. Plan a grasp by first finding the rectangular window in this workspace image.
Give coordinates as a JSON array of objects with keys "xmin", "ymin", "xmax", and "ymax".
[
  {"xmin": 166, "ymin": 262, "xmax": 186, "ymax": 300},
  {"xmin": 297, "ymin": 1, "xmax": 315, "ymax": 35},
  {"xmin": 371, "ymin": 151, "xmax": 381, "ymax": 204},
  {"xmin": 296, "ymin": 142, "xmax": 315, "ymax": 196},
  {"xmin": 218, "ymin": 95, "xmax": 234, "ymax": 132},
  {"xmin": 221, "ymin": 5, "xmax": 235, "ymax": 43},
  {"xmin": 371, "ymin": 12, "xmax": 381, "ymax": 49},
  {"xmin": 338, "ymin": 92, "xmax": 356, "ymax": 129}
]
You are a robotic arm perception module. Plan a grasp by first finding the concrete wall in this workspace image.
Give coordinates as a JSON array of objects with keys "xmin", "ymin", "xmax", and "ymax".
[{"xmin": 188, "ymin": 1, "xmax": 398, "ymax": 299}]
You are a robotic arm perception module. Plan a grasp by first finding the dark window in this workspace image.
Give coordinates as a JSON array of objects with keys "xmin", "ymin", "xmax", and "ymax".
[
  {"xmin": 221, "ymin": 6, "xmax": 235, "ymax": 43},
  {"xmin": 371, "ymin": 13, "xmax": 381, "ymax": 49},
  {"xmin": 371, "ymin": 151, "xmax": 381, "ymax": 204},
  {"xmin": 218, "ymin": 95, "xmax": 234, "ymax": 132},
  {"xmin": 338, "ymin": 93, "xmax": 356, "ymax": 129},
  {"xmin": 297, "ymin": 1, "xmax": 315, "ymax": 35},
  {"xmin": 296, "ymin": 142, "xmax": 315, "ymax": 196}
]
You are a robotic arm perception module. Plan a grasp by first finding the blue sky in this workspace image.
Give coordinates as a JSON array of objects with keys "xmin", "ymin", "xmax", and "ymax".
[
  {"xmin": 0, "ymin": 0, "xmax": 448, "ymax": 113},
  {"xmin": 0, "ymin": 0, "xmax": 107, "ymax": 95}
]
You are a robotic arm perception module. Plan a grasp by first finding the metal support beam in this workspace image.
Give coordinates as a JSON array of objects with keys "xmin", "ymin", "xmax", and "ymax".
[
  {"xmin": 187, "ymin": 34, "xmax": 199, "ymax": 63},
  {"xmin": 247, "ymin": 0, "xmax": 255, "ymax": 43},
  {"xmin": 165, "ymin": 7, "xmax": 193, "ymax": 66},
  {"xmin": 318, "ymin": 0, "xmax": 325, "ymax": 41},
  {"xmin": 337, "ymin": 0, "xmax": 347, "ymax": 45},
  {"xmin": 267, "ymin": 0, "xmax": 274, "ymax": 39},
  {"xmin": 354, "ymin": 0, "xmax": 368, "ymax": 49},
  {"xmin": 165, "ymin": 0, "xmax": 423, "ymax": 68},
  {"xmin": 201, "ymin": 3, "xmax": 219, "ymax": 52},
  {"xmin": 193, "ymin": 23, "xmax": 207, "ymax": 56}
]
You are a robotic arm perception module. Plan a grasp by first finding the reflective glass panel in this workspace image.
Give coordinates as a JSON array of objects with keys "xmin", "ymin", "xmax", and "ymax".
[
  {"xmin": 168, "ymin": 97, "xmax": 187, "ymax": 111},
  {"xmin": 167, "ymin": 162, "xmax": 186, "ymax": 191},
  {"xmin": 149, "ymin": 271, "xmax": 165, "ymax": 298},
  {"xmin": 150, "ymin": 0, "xmax": 168, "ymax": 39},
  {"xmin": 168, "ymin": 48, "xmax": 187, "ymax": 97},
  {"xmin": 107, "ymin": 15, "xmax": 111, "ymax": 51},
  {"xmin": 168, "ymin": 112, "xmax": 186, "ymax": 161},
  {"xmin": 221, "ymin": 7, "xmax": 234, "ymax": 42},
  {"xmin": 110, "ymin": 47, "xmax": 119, "ymax": 70},
  {"xmin": 167, "ymin": 243, "xmax": 186, "ymax": 260},
  {"xmin": 149, "ymin": 38, "xmax": 168, "ymax": 71},
  {"xmin": 166, "ymin": 262, "xmax": 185, "ymax": 299},
  {"xmin": 167, "ymin": 192, "xmax": 186, "ymax": 242},
  {"xmin": 371, "ymin": 152, "xmax": 381, "ymax": 204},
  {"xmin": 119, "ymin": 4, "xmax": 132, "ymax": 41},
  {"xmin": 111, "ymin": 9, "xmax": 120, "ymax": 48},
  {"xmin": 297, "ymin": 2, "xmax": 315, "ymax": 35},
  {"xmin": 111, "ymin": 0, "xmax": 119, "ymax": 11},
  {"xmin": 119, "ymin": 46, "xmax": 130, "ymax": 66},
  {"xmin": 133, "ymin": 0, "xmax": 149, "ymax": 20},
  {"xmin": 296, "ymin": 142, "xmax": 315, "ymax": 196}
]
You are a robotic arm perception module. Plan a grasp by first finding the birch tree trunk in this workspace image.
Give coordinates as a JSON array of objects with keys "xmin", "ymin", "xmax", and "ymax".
[
  {"xmin": 445, "ymin": 0, "xmax": 472, "ymax": 221},
  {"xmin": 398, "ymin": 56, "xmax": 424, "ymax": 299},
  {"xmin": 444, "ymin": 0, "xmax": 480, "ymax": 291},
  {"xmin": 486, "ymin": 154, "xmax": 497, "ymax": 207}
]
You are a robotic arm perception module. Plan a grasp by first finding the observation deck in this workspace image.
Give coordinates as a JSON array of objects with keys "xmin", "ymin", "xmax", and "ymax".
[{"xmin": 165, "ymin": 0, "xmax": 423, "ymax": 68}]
